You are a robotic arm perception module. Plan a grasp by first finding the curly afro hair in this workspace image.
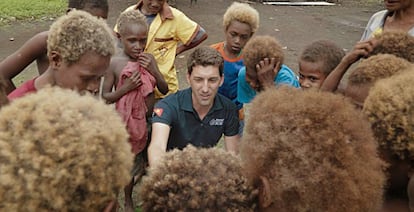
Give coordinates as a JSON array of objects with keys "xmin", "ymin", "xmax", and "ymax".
[
  {"xmin": 369, "ymin": 31, "xmax": 414, "ymax": 62},
  {"xmin": 117, "ymin": 9, "xmax": 147, "ymax": 36},
  {"xmin": 363, "ymin": 67, "xmax": 414, "ymax": 161},
  {"xmin": 0, "ymin": 87, "xmax": 133, "ymax": 211},
  {"xmin": 243, "ymin": 35, "xmax": 284, "ymax": 73},
  {"xmin": 348, "ymin": 54, "xmax": 412, "ymax": 86},
  {"xmin": 47, "ymin": 10, "xmax": 115, "ymax": 65},
  {"xmin": 241, "ymin": 87, "xmax": 385, "ymax": 212},
  {"xmin": 223, "ymin": 2, "xmax": 259, "ymax": 34},
  {"xmin": 300, "ymin": 40, "xmax": 345, "ymax": 76},
  {"xmin": 0, "ymin": 77, "xmax": 8, "ymax": 108},
  {"xmin": 140, "ymin": 145, "xmax": 257, "ymax": 212}
]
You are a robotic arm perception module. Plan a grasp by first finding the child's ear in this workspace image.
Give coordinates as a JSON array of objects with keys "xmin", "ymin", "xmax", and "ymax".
[
  {"xmin": 258, "ymin": 176, "xmax": 273, "ymax": 209},
  {"xmin": 48, "ymin": 51, "xmax": 63, "ymax": 70}
]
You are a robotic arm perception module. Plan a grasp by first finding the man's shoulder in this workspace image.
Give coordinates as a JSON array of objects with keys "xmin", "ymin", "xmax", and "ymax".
[{"xmin": 216, "ymin": 93, "xmax": 238, "ymax": 110}]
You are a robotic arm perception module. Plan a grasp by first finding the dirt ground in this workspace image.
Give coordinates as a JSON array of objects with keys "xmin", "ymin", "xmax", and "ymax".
[{"xmin": 0, "ymin": 0, "xmax": 382, "ymax": 88}]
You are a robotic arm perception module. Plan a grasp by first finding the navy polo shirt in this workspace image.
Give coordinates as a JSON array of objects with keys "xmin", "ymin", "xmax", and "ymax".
[{"xmin": 152, "ymin": 88, "xmax": 239, "ymax": 151}]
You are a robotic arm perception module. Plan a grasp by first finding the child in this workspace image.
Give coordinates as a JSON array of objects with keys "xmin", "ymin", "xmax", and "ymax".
[
  {"xmin": 298, "ymin": 40, "xmax": 344, "ymax": 90},
  {"xmin": 237, "ymin": 35, "xmax": 300, "ymax": 104},
  {"xmin": 102, "ymin": 9, "xmax": 168, "ymax": 212},
  {"xmin": 0, "ymin": 87, "xmax": 133, "ymax": 211},
  {"xmin": 321, "ymin": 31, "xmax": 414, "ymax": 93},
  {"xmin": 140, "ymin": 145, "xmax": 257, "ymax": 211},
  {"xmin": 116, "ymin": 0, "xmax": 208, "ymax": 99},
  {"xmin": 363, "ymin": 68, "xmax": 414, "ymax": 211},
  {"xmin": 240, "ymin": 87, "xmax": 385, "ymax": 212},
  {"xmin": 0, "ymin": 0, "xmax": 109, "ymax": 94},
  {"xmin": 343, "ymin": 54, "xmax": 412, "ymax": 108},
  {"xmin": 211, "ymin": 2, "xmax": 259, "ymax": 114},
  {"xmin": 7, "ymin": 10, "xmax": 115, "ymax": 100}
]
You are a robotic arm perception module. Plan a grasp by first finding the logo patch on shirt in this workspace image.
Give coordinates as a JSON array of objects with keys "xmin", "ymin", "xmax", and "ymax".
[
  {"xmin": 209, "ymin": 119, "xmax": 224, "ymax": 126},
  {"xmin": 153, "ymin": 108, "xmax": 163, "ymax": 117}
]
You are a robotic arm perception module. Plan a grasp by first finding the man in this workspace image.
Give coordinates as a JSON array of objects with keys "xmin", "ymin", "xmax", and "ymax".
[
  {"xmin": 148, "ymin": 47, "xmax": 239, "ymax": 167},
  {"xmin": 117, "ymin": 0, "xmax": 208, "ymax": 99}
]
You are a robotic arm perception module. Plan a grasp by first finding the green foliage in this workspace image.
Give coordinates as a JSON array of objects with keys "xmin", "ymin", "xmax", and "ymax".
[{"xmin": 0, "ymin": 0, "xmax": 66, "ymax": 24}]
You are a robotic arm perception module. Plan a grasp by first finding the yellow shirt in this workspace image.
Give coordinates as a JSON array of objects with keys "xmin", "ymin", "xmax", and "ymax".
[{"xmin": 118, "ymin": 3, "xmax": 199, "ymax": 98}]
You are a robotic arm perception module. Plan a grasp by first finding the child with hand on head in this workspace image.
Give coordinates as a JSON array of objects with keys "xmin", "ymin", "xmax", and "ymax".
[
  {"xmin": 237, "ymin": 35, "xmax": 300, "ymax": 104},
  {"xmin": 102, "ymin": 9, "xmax": 168, "ymax": 212},
  {"xmin": 241, "ymin": 87, "xmax": 385, "ymax": 212},
  {"xmin": 298, "ymin": 40, "xmax": 344, "ymax": 90},
  {"xmin": 0, "ymin": 0, "xmax": 109, "ymax": 94},
  {"xmin": 7, "ymin": 10, "xmax": 115, "ymax": 100},
  {"xmin": 0, "ymin": 87, "xmax": 133, "ymax": 212},
  {"xmin": 211, "ymin": 2, "xmax": 259, "ymax": 119},
  {"xmin": 364, "ymin": 68, "xmax": 414, "ymax": 212}
]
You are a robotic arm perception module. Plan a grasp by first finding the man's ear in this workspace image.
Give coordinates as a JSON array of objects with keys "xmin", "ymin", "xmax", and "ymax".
[
  {"xmin": 48, "ymin": 51, "xmax": 62, "ymax": 70},
  {"xmin": 186, "ymin": 72, "xmax": 191, "ymax": 84},
  {"xmin": 258, "ymin": 176, "xmax": 273, "ymax": 209},
  {"xmin": 219, "ymin": 75, "xmax": 224, "ymax": 87}
]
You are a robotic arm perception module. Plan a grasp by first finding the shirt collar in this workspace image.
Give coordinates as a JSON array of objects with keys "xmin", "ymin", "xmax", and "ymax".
[{"xmin": 136, "ymin": 0, "xmax": 174, "ymax": 21}]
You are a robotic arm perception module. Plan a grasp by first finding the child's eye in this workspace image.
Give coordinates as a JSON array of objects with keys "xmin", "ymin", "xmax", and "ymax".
[{"xmin": 309, "ymin": 77, "xmax": 318, "ymax": 82}]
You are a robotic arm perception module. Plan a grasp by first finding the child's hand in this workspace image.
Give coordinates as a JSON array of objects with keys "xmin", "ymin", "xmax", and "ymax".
[
  {"xmin": 256, "ymin": 58, "xmax": 280, "ymax": 91},
  {"xmin": 343, "ymin": 38, "xmax": 377, "ymax": 65},
  {"xmin": 123, "ymin": 71, "xmax": 142, "ymax": 92},
  {"xmin": 138, "ymin": 53, "xmax": 158, "ymax": 74}
]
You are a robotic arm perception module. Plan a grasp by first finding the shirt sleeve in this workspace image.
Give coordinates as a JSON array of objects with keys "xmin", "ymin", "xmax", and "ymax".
[
  {"xmin": 237, "ymin": 67, "xmax": 256, "ymax": 103},
  {"xmin": 173, "ymin": 9, "xmax": 199, "ymax": 45},
  {"xmin": 275, "ymin": 65, "xmax": 301, "ymax": 88},
  {"xmin": 151, "ymin": 99, "xmax": 174, "ymax": 126}
]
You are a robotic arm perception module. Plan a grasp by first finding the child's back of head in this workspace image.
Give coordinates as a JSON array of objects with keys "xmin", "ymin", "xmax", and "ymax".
[
  {"xmin": 47, "ymin": 10, "xmax": 115, "ymax": 66},
  {"xmin": 344, "ymin": 54, "xmax": 412, "ymax": 108},
  {"xmin": 0, "ymin": 87, "xmax": 133, "ymax": 211},
  {"xmin": 370, "ymin": 31, "xmax": 414, "ymax": 62},
  {"xmin": 140, "ymin": 145, "xmax": 257, "ymax": 211},
  {"xmin": 241, "ymin": 87, "xmax": 385, "ymax": 212},
  {"xmin": 243, "ymin": 35, "xmax": 284, "ymax": 72}
]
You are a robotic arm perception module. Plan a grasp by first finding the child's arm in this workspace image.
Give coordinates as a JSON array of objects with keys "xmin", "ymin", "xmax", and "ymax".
[
  {"xmin": 320, "ymin": 39, "xmax": 377, "ymax": 92},
  {"xmin": 176, "ymin": 27, "xmax": 208, "ymax": 56},
  {"xmin": 102, "ymin": 62, "xmax": 142, "ymax": 104},
  {"xmin": 256, "ymin": 58, "xmax": 280, "ymax": 90},
  {"xmin": 138, "ymin": 53, "xmax": 169, "ymax": 94},
  {"xmin": 0, "ymin": 31, "xmax": 48, "ymax": 94}
]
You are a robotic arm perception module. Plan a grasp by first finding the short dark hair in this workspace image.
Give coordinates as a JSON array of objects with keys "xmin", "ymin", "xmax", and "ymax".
[
  {"xmin": 187, "ymin": 47, "xmax": 224, "ymax": 76},
  {"xmin": 300, "ymin": 40, "xmax": 345, "ymax": 76},
  {"xmin": 68, "ymin": 0, "xmax": 108, "ymax": 11}
]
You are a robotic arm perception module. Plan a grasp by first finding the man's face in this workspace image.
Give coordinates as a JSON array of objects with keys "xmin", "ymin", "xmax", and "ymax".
[
  {"xmin": 224, "ymin": 20, "xmax": 253, "ymax": 56},
  {"xmin": 119, "ymin": 23, "xmax": 148, "ymax": 60},
  {"xmin": 298, "ymin": 59, "xmax": 326, "ymax": 90},
  {"xmin": 142, "ymin": 0, "xmax": 166, "ymax": 15},
  {"xmin": 53, "ymin": 52, "xmax": 110, "ymax": 95},
  {"xmin": 187, "ymin": 65, "xmax": 223, "ymax": 109}
]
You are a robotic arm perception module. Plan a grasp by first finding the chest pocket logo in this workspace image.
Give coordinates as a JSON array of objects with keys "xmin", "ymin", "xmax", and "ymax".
[{"xmin": 209, "ymin": 119, "xmax": 224, "ymax": 126}]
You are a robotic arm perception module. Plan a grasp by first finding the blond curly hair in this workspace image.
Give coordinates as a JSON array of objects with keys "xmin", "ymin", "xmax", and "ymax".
[
  {"xmin": 116, "ymin": 9, "xmax": 147, "ymax": 35},
  {"xmin": 364, "ymin": 67, "xmax": 414, "ymax": 160},
  {"xmin": 370, "ymin": 31, "xmax": 414, "ymax": 62},
  {"xmin": 0, "ymin": 87, "xmax": 133, "ymax": 211},
  {"xmin": 243, "ymin": 35, "xmax": 284, "ymax": 72},
  {"xmin": 47, "ymin": 10, "xmax": 115, "ymax": 65},
  {"xmin": 348, "ymin": 54, "xmax": 412, "ymax": 86},
  {"xmin": 140, "ymin": 145, "xmax": 257, "ymax": 211},
  {"xmin": 241, "ymin": 87, "xmax": 385, "ymax": 212},
  {"xmin": 223, "ymin": 2, "xmax": 259, "ymax": 33}
]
